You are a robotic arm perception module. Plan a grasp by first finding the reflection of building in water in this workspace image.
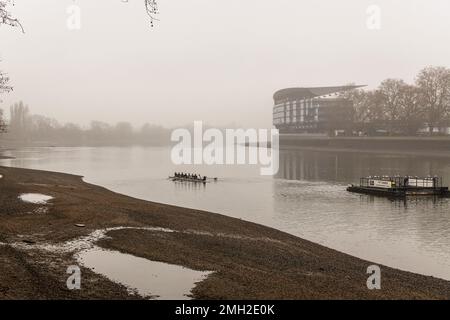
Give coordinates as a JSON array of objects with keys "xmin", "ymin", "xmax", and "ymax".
[
  {"xmin": 278, "ymin": 150, "xmax": 345, "ymax": 181},
  {"xmin": 277, "ymin": 149, "xmax": 450, "ymax": 184},
  {"xmin": 273, "ymin": 85, "xmax": 364, "ymax": 134}
]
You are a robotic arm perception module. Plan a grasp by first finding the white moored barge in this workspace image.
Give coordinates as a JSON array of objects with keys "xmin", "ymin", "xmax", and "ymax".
[{"xmin": 347, "ymin": 176, "xmax": 450, "ymax": 198}]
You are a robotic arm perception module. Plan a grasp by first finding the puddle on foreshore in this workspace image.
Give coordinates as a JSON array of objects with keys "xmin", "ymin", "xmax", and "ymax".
[
  {"xmin": 11, "ymin": 226, "xmax": 176, "ymax": 253},
  {"xmin": 10, "ymin": 226, "xmax": 212, "ymax": 299},
  {"xmin": 77, "ymin": 247, "xmax": 211, "ymax": 300},
  {"xmin": 19, "ymin": 193, "xmax": 53, "ymax": 204}
]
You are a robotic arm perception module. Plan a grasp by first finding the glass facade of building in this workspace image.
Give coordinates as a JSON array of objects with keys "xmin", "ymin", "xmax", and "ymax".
[{"xmin": 273, "ymin": 86, "xmax": 364, "ymax": 134}]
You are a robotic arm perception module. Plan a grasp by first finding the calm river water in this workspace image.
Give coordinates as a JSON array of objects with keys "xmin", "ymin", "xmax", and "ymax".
[{"xmin": 2, "ymin": 146, "xmax": 450, "ymax": 280}]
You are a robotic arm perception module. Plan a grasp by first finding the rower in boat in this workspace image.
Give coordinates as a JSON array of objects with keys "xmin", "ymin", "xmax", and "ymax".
[{"xmin": 170, "ymin": 172, "xmax": 218, "ymax": 183}]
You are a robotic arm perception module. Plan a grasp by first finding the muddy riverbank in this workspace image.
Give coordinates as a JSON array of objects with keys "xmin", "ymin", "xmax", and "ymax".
[{"xmin": 1, "ymin": 165, "xmax": 450, "ymax": 299}]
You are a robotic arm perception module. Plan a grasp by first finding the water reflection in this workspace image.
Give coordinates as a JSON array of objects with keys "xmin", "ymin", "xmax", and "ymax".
[
  {"xmin": 78, "ymin": 247, "xmax": 210, "ymax": 300},
  {"xmin": 274, "ymin": 149, "xmax": 450, "ymax": 279},
  {"xmin": 277, "ymin": 149, "xmax": 450, "ymax": 184},
  {"xmin": 172, "ymin": 180, "xmax": 208, "ymax": 192}
]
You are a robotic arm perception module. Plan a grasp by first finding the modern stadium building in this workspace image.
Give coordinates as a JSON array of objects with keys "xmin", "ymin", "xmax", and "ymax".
[{"xmin": 273, "ymin": 85, "xmax": 365, "ymax": 134}]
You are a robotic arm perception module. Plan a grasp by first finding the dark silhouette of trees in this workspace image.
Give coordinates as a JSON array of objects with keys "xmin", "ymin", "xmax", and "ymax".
[{"xmin": 2, "ymin": 104, "xmax": 171, "ymax": 146}]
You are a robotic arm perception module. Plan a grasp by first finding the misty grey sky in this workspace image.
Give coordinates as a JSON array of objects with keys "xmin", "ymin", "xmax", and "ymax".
[{"xmin": 1, "ymin": 0, "xmax": 449, "ymax": 128}]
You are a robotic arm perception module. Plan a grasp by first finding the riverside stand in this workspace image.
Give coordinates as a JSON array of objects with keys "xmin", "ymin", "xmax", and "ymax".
[{"xmin": 347, "ymin": 176, "xmax": 450, "ymax": 198}]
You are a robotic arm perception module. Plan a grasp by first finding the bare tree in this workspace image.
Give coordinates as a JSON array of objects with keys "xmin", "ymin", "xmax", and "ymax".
[
  {"xmin": 416, "ymin": 66, "xmax": 450, "ymax": 134},
  {"xmin": 342, "ymin": 86, "xmax": 369, "ymax": 123},
  {"xmin": 398, "ymin": 84, "xmax": 424, "ymax": 135},
  {"xmin": 318, "ymin": 70, "xmax": 450, "ymax": 136},
  {"xmin": 378, "ymin": 79, "xmax": 406, "ymax": 134},
  {"xmin": 343, "ymin": 87, "xmax": 385, "ymax": 134},
  {"xmin": 365, "ymin": 90, "xmax": 385, "ymax": 122}
]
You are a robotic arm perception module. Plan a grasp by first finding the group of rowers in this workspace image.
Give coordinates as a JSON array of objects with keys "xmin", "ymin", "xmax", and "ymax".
[{"xmin": 174, "ymin": 172, "xmax": 207, "ymax": 181}]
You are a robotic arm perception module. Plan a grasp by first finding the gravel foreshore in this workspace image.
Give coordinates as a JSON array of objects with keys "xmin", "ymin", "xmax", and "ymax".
[{"xmin": 1, "ymin": 165, "xmax": 450, "ymax": 299}]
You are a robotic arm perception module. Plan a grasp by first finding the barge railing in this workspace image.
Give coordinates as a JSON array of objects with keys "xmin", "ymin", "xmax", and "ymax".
[{"xmin": 359, "ymin": 176, "xmax": 442, "ymax": 189}]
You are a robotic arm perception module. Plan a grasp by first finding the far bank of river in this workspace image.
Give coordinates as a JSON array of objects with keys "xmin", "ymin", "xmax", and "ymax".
[{"xmin": 280, "ymin": 135, "xmax": 450, "ymax": 157}]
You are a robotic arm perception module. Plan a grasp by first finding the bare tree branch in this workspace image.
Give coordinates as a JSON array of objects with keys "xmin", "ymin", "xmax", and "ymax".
[
  {"xmin": 1, "ymin": 1, "xmax": 159, "ymax": 31},
  {"xmin": 1, "ymin": 1, "xmax": 22, "ymax": 99},
  {"xmin": 0, "ymin": 0, "xmax": 24, "ymax": 32},
  {"xmin": 145, "ymin": 0, "xmax": 159, "ymax": 27}
]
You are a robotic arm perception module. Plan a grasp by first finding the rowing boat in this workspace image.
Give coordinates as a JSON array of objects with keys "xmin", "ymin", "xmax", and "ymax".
[
  {"xmin": 169, "ymin": 176, "xmax": 207, "ymax": 183},
  {"xmin": 169, "ymin": 176, "xmax": 218, "ymax": 183}
]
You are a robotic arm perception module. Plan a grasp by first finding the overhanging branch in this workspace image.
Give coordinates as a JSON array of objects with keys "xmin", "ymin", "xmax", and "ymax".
[
  {"xmin": 0, "ymin": 0, "xmax": 24, "ymax": 32},
  {"xmin": 145, "ymin": 0, "xmax": 159, "ymax": 27}
]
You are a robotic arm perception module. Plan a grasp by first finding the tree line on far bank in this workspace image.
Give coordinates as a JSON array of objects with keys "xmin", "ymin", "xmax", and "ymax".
[
  {"xmin": 344, "ymin": 66, "xmax": 450, "ymax": 136},
  {"xmin": 0, "ymin": 102, "xmax": 171, "ymax": 146},
  {"xmin": 2, "ymin": 66, "xmax": 450, "ymax": 143}
]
